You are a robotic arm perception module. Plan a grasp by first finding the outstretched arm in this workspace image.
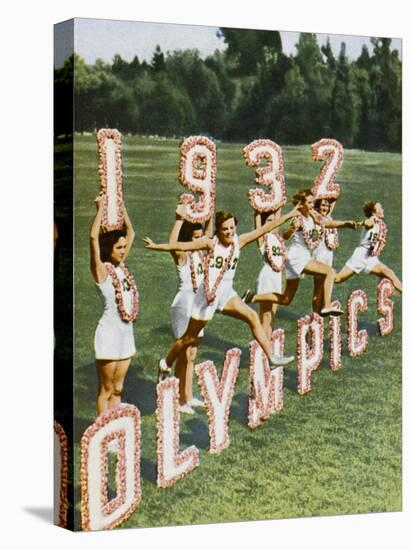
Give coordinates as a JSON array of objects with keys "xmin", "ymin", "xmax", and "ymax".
[
  {"xmin": 324, "ymin": 219, "xmax": 357, "ymax": 229},
  {"xmin": 238, "ymin": 207, "xmax": 299, "ymax": 249},
  {"xmin": 90, "ymin": 196, "xmax": 108, "ymax": 284},
  {"xmin": 143, "ymin": 236, "xmax": 214, "ymax": 252}
]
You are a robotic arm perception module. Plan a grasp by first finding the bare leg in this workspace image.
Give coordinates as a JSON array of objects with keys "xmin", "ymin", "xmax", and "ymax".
[
  {"xmin": 252, "ymin": 278, "xmax": 300, "ymax": 305},
  {"xmin": 335, "ymin": 265, "xmax": 355, "ymax": 284},
  {"xmin": 303, "ymin": 259, "xmax": 336, "ymax": 310},
  {"xmin": 312, "ymin": 274, "xmax": 325, "ymax": 313},
  {"xmin": 96, "ymin": 360, "xmax": 116, "ymax": 415},
  {"xmin": 259, "ymin": 302, "xmax": 278, "ymax": 341},
  {"xmin": 175, "ymin": 342, "xmax": 198, "ymax": 404},
  {"xmin": 165, "ymin": 318, "xmax": 207, "ymax": 368},
  {"xmin": 108, "ymin": 358, "xmax": 131, "ymax": 408},
  {"xmin": 369, "ymin": 261, "xmax": 403, "ymax": 293},
  {"xmin": 222, "ymin": 295, "xmax": 275, "ymax": 361}
]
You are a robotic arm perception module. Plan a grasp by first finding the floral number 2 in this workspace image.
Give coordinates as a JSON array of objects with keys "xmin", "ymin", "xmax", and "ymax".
[
  {"xmin": 243, "ymin": 139, "xmax": 286, "ymax": 212},
  {"xmin": 311, "ymin": 138, "xmax": 343, "ymax": 199}
]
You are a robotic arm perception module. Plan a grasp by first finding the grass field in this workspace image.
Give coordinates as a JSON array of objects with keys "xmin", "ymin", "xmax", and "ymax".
[{"xmin": 59, "ymin": 134, "xmax": 401, "ymax": 529}]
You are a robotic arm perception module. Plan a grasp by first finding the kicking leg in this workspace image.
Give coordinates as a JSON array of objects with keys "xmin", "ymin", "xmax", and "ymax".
[
  {"xmin": 222, "ymin": 296, "xmax": 294, "ymax": 365},
  {"xmin": 334, "ymin": 265, "xmax": 355, "ymax": 284},
  {"xmin": 303, "ymin": 260, "xmax": 339, "ymax": 315},
  {"xmin": 312, "ymin": 274, "xmax": 325, "ymax": 314},
  {"xmin": 251, "ymin": 278, "xmax": 300, "ymax": 305},
  {"xmin": 259, "ymin": 301, "xmax": 277, "ymax": 341},
  {"xmin": 163, "ymin": 318, "xmax": 207, "ymax": 372},
  {"xmin": 370, "ymin": 262, "xmax": 403, "ymax": 293}
]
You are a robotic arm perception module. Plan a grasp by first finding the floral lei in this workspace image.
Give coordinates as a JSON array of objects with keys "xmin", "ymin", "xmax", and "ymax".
[
  {"xmin": 370, "ymin": 216, "xmax": 387, "ymax": 257},
  {"xmin": 323, "ymin": 215, "xmax": 339, "ymax": 250},
  {"xmin": 263, "ymin": 232, "xmax": 286, "ymax": 272},
  {"xmin": 203, "ymin": 238, "xmax": 235, "ymax": 303},
  {"xmin": 104, "ymin": 262, "xmax": 139, "ymax": 321},
  {"xmin": 298, "ymin": 214, "xmax": 324, "ymax": 251},
  {"xmin": 188, "ymin": 251, "xmax": 201, "ymax": 292}
]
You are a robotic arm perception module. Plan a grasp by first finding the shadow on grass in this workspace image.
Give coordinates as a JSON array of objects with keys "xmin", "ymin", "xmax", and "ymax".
[
  {"xmin": 141, "ymin": 457, "xmax": 157, "ymax": 484},
  {"xmin": 181, "ymin": 417, "xmax": 210, "ymax": 449}
]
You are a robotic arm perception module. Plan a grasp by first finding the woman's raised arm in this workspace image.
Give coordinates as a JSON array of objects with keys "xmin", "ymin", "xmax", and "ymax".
[
  {"xmin": 90, "ymin": 195, "xmax": 108, "ymax": 283},
  {"xmin": 238, "ymin": 207, "xmax": 299, "ymax": 249}
]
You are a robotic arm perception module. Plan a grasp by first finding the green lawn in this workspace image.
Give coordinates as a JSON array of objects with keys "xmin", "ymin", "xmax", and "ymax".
[{"xmin": 65, "ymin": 135, "xmax": 401, "ymax": 529}]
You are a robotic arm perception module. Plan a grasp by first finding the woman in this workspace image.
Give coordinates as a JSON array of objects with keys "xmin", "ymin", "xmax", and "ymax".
[
  {"xmin": 146, "ymin": 206, "xmax": 299, "ymax": 382},
  {"xmin": 90, "ymin": 194, "xmax": 138, "ymax": 416},
  {"xmin": 334, "ymin": 201, "xmax": 402, "ymax": 292},
  {"xmin": 253, "ymin": 209, "xmax": 286, "ymax": 340},
  {"xmin": 311, "ymin": 198, "xmax": 357, "ymax": 313},
  {"xmin": 143, "ymin": 205, "xmax": 212, "ymax": 414},
  {"xmin": 244, "ymin": 189, "xmax": 343, "ymax": 316}
]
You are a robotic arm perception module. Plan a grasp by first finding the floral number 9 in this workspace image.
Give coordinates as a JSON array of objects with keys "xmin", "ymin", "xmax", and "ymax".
[
  {"xmin": 179, "ymin": 136, "xmax": 217, "ymax": 223},
  {"xmin": 311, "ymin": 138, "xmax": 343, "ymax": 200},
  {"xmin": 243, "ymin": 139, "xmax": 286, "ymax": 212}
]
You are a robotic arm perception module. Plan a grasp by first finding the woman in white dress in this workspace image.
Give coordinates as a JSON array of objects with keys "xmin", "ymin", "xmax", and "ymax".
[
  {"xmin": 254, "ymin": 209, "xmax": 286, "ymax": 340},
  {"xmin": 311, "ymin": 198, "xmax": 357, "ymax": 313},
  {"xmin": 147, "ymin": 207, "xmax": 299, "ymax": 382},
  {"xmin": 246, "ymin": 189, "xmax": 343, "ymax": 316},
  {"xmin": 143, "ymin": 206, "xmax": 212, "ymax": 414},
  {"xmin": 90, "ymin": 195, "xmax": 138, "ymax": 416},
  {"xmin": 334, "ymin": 201, "xmax": 402, "ymax": 291}
]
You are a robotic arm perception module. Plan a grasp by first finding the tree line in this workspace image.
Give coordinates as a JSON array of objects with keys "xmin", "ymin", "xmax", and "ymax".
[{"xmin": 54, "ymin": 30, "xmax": 401, "ymax": 151}]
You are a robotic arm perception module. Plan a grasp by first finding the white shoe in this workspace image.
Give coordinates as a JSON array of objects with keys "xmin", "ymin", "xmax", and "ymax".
[
  {"xmin": 179, "ymin": 404, "xmax": 195, "ymax": 415},
  {"xmin": 269, "ymin": 353, "xmax": 294, "ymax": 367},
  {"xmin": 158, "ymin": 358, "xmax": 171, "ymax": 383},
  {"xmin": 320, "ymin": 305, "xmax": 343, "ymax": 317},
  {"xmin": 188, "ymin": 397, "xmax": 205, "ymax": 408}
]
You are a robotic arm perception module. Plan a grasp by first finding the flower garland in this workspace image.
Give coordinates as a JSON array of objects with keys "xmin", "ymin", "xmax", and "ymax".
[
  {"xmin": 263, "ymin": 231, "xmax": 286, "ymax": 272},
  {"xmin": 97, "ymin": 128, "xmax": 125, "ymax": 232},
  {"xmin": 346, "ymin": 289, "xmax": 368, "ymax": 357},
  {"xmin": 322, "ymin": 215, "xmax": 340, "ymax": 250},
  {"xmin": 156, "ymin": 377, "xmax": 200, "ymax": 488},
  {"xmin": 297, "ymin": 214, "xmax": 324, "ymax": 251},
  {"xmin": 105, "ymin": 262, "xmax": 139, "ymax": 322},
  {"xmin": 179, "ymin": 136, "xmax": 217, "ymax": 223},
  {"xmin": 297, "ymin": 313, "xmax": 324, "ymax": 395},
  {"xmin": 80, "ymin": 404, "xmax": 141, "ymax": 531},
  {"xmin": 377, "ymin": 278, "xmax": 394, "ymax": 336},
  {"xmin": 195, "ymin": 348, "xmax": 241, "ymax": 453},
  {"xmin": 243, "ymin": 139, "xmax": 287, "ymax": 212},
  {"xmin": 311, "ymin": 138, "xmax": 342, "ymax": 200},
  {"xmin": 203, "ymin": 238, "xmax": 235, "ymax": 303},
  {"xmin": 329, "ymin": 300, "xmax": 342, "ymax": 371},
  {"xmin": 188, "ymin": 251, "xmax": 201, "ymax": 292},
  {"xmin": 370, "ymin": 216, "xmax": 388, "ymax": 257},
  {"xmin": 54, "ymin": 421, "xmax": 69, "ymax": 528}
]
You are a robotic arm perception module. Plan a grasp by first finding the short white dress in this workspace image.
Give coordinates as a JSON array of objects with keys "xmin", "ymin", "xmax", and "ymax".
[
  {"xmin": 345, "ymin": 219, "xmax": 380, "ymax": 274},
  {"xmin": 94, "ymin": 265, "xmax": 136, "ymax": 360},
  {"xmin": 256, "ymin": 232, "xmax": 284, "ymax": 293},
  {"xmin": 170, "ymin": 251, "xmax": 204, "ymax": 338},
  {"xmin": 191, "ymin": 235, "xmax": 240, "ymax": 321},
  {"xmin": 285, "ymin": 216, "xmax": 319, "ymax": 279}
]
